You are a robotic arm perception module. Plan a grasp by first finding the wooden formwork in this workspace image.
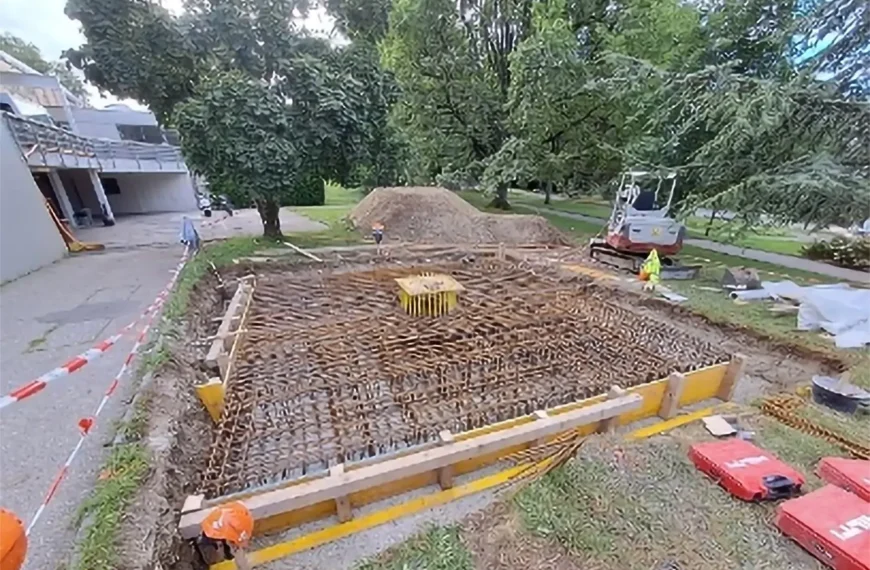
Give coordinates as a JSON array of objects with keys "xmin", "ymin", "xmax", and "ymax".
[
  {"xmin": 196, "ymin": 279, "xmax": 255, "ymax": 422},
  {"xmin": 178, "ymin": 354, "xmax": 744, "ymax": 540}
]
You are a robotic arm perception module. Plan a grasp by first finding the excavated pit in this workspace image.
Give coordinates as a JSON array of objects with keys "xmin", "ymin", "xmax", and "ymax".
[{"xmin": 199, "ymin": 257, "xmax": 730, "ymax": 499}]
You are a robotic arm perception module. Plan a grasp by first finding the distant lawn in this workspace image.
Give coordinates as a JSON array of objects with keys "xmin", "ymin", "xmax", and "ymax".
[
  {"xmin": 511, "ymin": 191, "xmax": 812, "ymax": 258},
  {"xmin": 287, "ymin": 182, "xmax": 365, "ymax": 246},
  {"xmin": 510, "ymin": 191, "xmax": 614, "ymax": 219},
  {"xmin": 457, "ymin": 190, "xmax": 605, "ymax": 242}
]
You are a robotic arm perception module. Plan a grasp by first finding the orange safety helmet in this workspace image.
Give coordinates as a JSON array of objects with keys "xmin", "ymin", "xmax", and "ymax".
[
  {"xmin": 200, "ymin": 502, "xmax": 253, "ymax": 549},
  {"xmin": 0, "ymin": 509, "xmax": 27, "ymax": 570}
]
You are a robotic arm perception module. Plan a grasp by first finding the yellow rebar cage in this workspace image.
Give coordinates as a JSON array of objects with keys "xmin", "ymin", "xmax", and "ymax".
[{"xmin": 395, "ymin": 274, "xmax": 465, "ymax": 317}]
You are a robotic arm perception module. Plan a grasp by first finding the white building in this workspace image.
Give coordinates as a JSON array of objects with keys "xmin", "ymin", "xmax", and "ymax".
[{"xmin": 0, "ymin": 51, "xmax": 198, "ymax": 282}]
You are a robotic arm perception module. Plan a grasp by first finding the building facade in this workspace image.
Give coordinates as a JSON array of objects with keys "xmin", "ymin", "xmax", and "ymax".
[{"xmin": 0, "ymin": 51, "xmax": 198, "ymax": 282}]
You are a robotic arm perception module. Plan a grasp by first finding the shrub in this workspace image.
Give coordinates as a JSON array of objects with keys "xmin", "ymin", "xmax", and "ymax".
[{"xmin": 802, "ymin": 236, "xmax": 870, "ymax": 270}]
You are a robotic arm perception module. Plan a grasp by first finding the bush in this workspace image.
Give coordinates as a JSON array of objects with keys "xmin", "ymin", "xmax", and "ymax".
[{"xmin": 802, "ymin": 236, "xmax": 870, "ymax": 270}]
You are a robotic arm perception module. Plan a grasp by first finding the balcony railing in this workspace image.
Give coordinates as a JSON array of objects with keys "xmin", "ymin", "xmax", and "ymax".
[{"xmin": 3, "ymin": 111, "xmax": 186, "ymax": 171}]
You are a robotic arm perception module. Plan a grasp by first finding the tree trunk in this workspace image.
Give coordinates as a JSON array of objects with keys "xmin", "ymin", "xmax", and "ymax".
[
  {"xmin": 544, "ymin": 181, "xmax": 552, "ymax": 205},
  {"xmin": 704, "ymin": 209, "xmax": 718, "ymax": 237},
  {"xmin": 257, "ymin": 198, "xmax": 282, "ymax": 238},
  {"xmin": 487, "ymin": 183, "xmax": 511, "ymax": 210}
]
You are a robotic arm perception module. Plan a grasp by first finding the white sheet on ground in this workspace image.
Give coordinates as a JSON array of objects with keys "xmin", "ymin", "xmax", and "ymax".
[{"xmin": 761, "ymin": 281, "xmax": 870, "ymax": 348}]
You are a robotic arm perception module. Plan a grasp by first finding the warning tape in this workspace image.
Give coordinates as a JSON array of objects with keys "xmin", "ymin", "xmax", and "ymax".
[
  {"xmin": 24, "ymin": 246, "xmax": 192, "ymax": 536},
  {"xmin": 0, "ymin": 249, "xmax": 189, "ymax": 411},
  {"xmin": 25, "ymin": 312, "xmax": 160, "ymax": 535}
]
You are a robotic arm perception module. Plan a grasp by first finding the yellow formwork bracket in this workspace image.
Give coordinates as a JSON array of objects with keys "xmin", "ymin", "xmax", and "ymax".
[
  {"xmin": 395, "ymin": 274, "xmax": 464, "ymax": 317},
  {"xmin": 195, "ymin": 376, "xmax": 226, "ymax": 423}
]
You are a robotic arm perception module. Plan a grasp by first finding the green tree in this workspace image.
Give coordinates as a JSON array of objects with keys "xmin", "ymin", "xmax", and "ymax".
[
  {"xmin": 0, "ymin": 32, "xmax": 89, "ymax": 101},
  {"xmin": 383, "ymin": 0, "xmax": 527, "ymax": 206},
  {"xmin": 66, "ymin": 0, "xmax": 395, "ymax": 236},
  {"xmin": 64, "ymin": 0, "xmax": 199, "ymax": 121},
  {"xmin": 484, "ymin": 0, "xmax": 615, "ymax": 202},
  {"xmin": 175, "ymin": 72, "xmax": 299, "ymax": 237},
  {"xmin": 616, "ymin": 58, "xmax": 870, "ymax": 228}
]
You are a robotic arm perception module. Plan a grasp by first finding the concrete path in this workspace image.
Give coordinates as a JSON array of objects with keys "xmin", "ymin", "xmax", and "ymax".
[
  {"xmin": 0, "ymin": 247, "xmax": 181, "ymax": 570},
  {"xmin": 75, "ymin": 208, "xmax": 326, "ymax": 249},
  {"xmin": 0, "ymin": 209, "xmax": 327, "ymax": 569},
  {"xmin": 521, "ymin": 205, "xmax": 869, "ymax": 283}
]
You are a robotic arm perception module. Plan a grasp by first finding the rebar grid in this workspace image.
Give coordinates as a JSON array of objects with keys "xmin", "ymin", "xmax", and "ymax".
[{"xmin": 200, "ymin": 260, "xmax": 729, "ymax": 498}]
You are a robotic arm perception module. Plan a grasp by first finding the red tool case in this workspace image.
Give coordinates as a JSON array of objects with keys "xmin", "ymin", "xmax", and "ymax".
[
  {"xmin": 818, "ymin": 458, "xmax": 870, "ymax": 502},
  {"xmin": 688, "ymin": 439, "xmax": 805, "ymax": 501},
  {"xmin": 776, "ymin": 485, "xmax": 870, "ymax": 570}
]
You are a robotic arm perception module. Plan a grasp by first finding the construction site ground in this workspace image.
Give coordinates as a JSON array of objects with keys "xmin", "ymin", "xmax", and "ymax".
[
  {"xmin": 108, "ymin": 187, "xmax": 867, "ymax": 570},
  {"xmin": 359, "ymin": 410, "xmax": 857, "ymax": 570}
]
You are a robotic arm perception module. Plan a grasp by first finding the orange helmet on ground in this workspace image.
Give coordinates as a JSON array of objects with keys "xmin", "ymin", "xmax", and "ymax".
[
  {"xmin": 200, "ymin": 502, "xmax": 253, "ymax": 549},
  {"xmin": 0, "ymin": 509, "xmax": 27, "ymax": 570}
]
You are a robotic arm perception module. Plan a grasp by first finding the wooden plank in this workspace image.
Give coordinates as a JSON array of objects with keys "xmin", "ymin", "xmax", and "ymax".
[
  {"xmin": 658, "ymin": 372, "xmax": 686, "ymax": 419},
  {"xmin": 716, "ymin": 354, "xmax": 746, "ymax": 401},
  {"xmin": 283, "ymin": 241, "xmax": 324, "ymax": 262},
  {"xmin": 179, "ymin": 393, "xmax": 642, "ymax": 538},
  {"xmin": 205, "ymin": 283, "xmax": 248, "ymax": 369},
  {"xmin": 532, "ymin": 410, "xmax": 549, "ymax": 448}
]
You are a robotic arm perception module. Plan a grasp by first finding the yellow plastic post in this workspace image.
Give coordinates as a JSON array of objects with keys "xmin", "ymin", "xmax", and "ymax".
[{"xmin": 195, "ymin": 378, "xmax": 226, "ymax": 423}]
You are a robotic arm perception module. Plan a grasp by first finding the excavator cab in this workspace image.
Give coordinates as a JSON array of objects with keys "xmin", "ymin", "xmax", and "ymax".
[
  {"xmin": 591, "ymin": 171, "xmax": 699, "ymax": 279},
  {"xmin": 606, "ymin": 171, "xmax": 684, "ymax": 254}
]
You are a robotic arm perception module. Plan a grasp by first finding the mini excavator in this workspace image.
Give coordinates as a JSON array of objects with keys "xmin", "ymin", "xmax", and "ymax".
[{"xmin": 589, "ymin": 170, "xmax": 699, "ymax": 279}]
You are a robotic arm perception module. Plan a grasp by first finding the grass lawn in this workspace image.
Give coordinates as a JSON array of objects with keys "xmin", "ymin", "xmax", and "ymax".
[
  {"xmin": 357, "ymin": 408, "xmax": 857, "ymax": 570},
  {"xmin": 287, "ymin": 182, "xmax": 366, "ymax": 247},
  {"xmin": 509, "ymin": 190, "xmax": 811, "ymax": 258},
  {"xmin": 358, "ymin": 526, "xmax": 472, "ymax": 570},
  {"xmin": 456, "ymin": 190, "xmax": 605, "ymax": 239}
]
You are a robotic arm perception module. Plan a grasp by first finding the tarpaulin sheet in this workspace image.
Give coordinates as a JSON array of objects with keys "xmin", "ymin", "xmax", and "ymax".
[{"xmin": 761, "ymin": 281, "xmax": 870, "ymax": 348}]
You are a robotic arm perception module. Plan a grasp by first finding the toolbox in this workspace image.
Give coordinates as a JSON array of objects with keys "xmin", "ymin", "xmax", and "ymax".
[
  {"xmin": 775, "ymin": 484, "xmax": 870, "ymax": 570},
  {"xmin": 818, "ymin": 458, "xmax": 870, "ymax": 502},
  {"xmin": 689, "ymin": 439, "xmax": 805, "ymax": 501}
]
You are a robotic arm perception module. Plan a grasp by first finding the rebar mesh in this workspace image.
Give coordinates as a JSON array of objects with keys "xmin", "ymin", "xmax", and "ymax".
[{"xmin": 200, "ymin": 260, "xmax": 729, "ymax": 498}]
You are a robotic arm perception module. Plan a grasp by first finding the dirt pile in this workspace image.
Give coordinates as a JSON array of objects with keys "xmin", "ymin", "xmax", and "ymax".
[{"xmin": 349, "ymin": 186, "xmax": 568, "ymax": 245}]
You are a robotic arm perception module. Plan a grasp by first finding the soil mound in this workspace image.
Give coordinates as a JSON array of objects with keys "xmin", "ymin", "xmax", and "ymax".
[{"xmin": 349, "ymin": 186, "xmax": 567, "ymax": 245}]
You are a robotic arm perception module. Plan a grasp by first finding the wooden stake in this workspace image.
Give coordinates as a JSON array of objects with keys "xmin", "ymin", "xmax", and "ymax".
[
  {"xmin": 597, "ymin": 386, "xmax": 626, "ymax": 433},
  {"xmin": 437, "ymin": 431, "xmax": 455, "ymax": 490},
  {"xmin": 330, "ymin": 465, "xmax": 353, "ymax": 522},
  {"xmin": 659, "ymin": 372, "xmax": 686, "ymax": 419},
  {"xmin": 717, "ymin": 354, "xmax": 746, "ymax": 401},
  {"xmin": 532, "ymin": 410, "xmax": 549, "ymax": 448}
]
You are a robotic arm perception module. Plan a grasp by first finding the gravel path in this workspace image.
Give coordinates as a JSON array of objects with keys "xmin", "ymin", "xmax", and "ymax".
[{"xmin": 524, "ymin": 205, "xmax": 869, "ymax": 283}]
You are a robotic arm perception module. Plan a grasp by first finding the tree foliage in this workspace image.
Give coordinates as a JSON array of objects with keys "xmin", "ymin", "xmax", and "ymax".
[
  {"xmin": 65, "ymin": 0, "xmax": 403, "ymax": 236},
  {"xmin": 0, "ymin": 32, "xmax": 89, "ymax": 100},
  {"xmin": 64, "ymin": 0, "xmax": 199, "ymax": 122},
  {"xmin": 175, "ymin": 72, "xmax": 301, "ymax": 237},
  {"xmin": 64, "ymin": 0, "xmax": 869, "ymax": 232}
]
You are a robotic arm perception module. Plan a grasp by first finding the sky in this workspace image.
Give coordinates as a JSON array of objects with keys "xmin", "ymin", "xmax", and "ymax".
[{"xmin": 0, "ymin": 0, "xmax": 336, "ymax": 110}]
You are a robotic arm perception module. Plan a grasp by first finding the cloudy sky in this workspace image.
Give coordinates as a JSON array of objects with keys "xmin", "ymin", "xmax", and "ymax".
[{"xmin": 0, "ymin": 0, "xmax": 335, "ymax": 109}]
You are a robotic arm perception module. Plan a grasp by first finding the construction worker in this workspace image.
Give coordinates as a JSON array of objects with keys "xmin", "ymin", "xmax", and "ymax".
[
  {"xmin": 372, "ymin": 222, "xmax": 385, "ymax": 254},
  {"xmin": 196, "ymin": 502, "xmax": 254, "ymax": 569},
  {"xmin": 0, "ymin": 509, "xmax": 27, "ymax": 570},
  {"xmin": 638, "ymin": 249, "xmax": 661, "ymax": 291}
]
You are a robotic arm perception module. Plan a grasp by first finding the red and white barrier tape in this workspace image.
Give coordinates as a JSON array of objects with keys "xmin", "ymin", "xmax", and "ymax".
[
  {"xmin": 25, "ymin": 313, "xmax": 158, "ymax": 535},
  {"xmin": 0, "ymin": 249, "xmax": 189, "ymax": 411},
  {"xmin": 24, "ymin": 246, "xmax": 191, "ymax": 535}
]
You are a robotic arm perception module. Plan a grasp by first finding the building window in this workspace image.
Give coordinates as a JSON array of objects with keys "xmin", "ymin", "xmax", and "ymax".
[{"xmin": 116, "ymin": 124, "xmax": 165, "ymax": 144}]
